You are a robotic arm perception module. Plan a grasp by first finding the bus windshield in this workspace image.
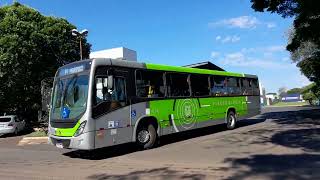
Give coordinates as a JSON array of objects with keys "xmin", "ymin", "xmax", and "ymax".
[{"xmin": 52, "ymin": 74, "xmax": 89, "ymax": 120}]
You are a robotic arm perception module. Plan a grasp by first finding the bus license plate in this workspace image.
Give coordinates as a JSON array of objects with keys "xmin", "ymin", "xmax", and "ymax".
[{"xmin": 56, "ymin": 143, "xmax": 63, "ymax": 148}]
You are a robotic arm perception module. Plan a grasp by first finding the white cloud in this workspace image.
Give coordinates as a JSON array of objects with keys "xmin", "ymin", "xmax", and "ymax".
[
  {"xmin": 265, "ymin": 45, "xmax": 285, "ymax": 52},
  {"xmin": 225, "ymin": 52, "xmax": 245, "ymax": 61},
  {"xmin": 216, "ymin": 35, "xmax": 240, "ymax": 43},
  {"xmin": 209, "ymin": 16, "xmax": 276, "ymax": 29},
  {"xmin": 241, "ymin": 45, "xmax": 285, "ymax": 53},
  {"xmin": 281, "ymin": 57, "xmax": 290, "ymax": 62},
  {"xmin": 298, "ymin": 74, "xmax": 311, "ymax": 86},
  {"xmin": 220, "ymin": 53, "xmax": 285, "ymax": 69},
  {"xmin": 210, "ymin": 16, "xmax": 259, "ymax": 29},
  {"xmin": 211, "ymin": 51, "xmax": 220, "ymax": 58},
  {"xmin": 240, "ymin": 47, "xmax": 256, "ymax": 53},
  {"xmin": 266, "ymin": 22, "xmax": 276, "ymax": 28},
  {"xmin": 222, "ymin": 35, "xmax": 240, "ymax": 43}
]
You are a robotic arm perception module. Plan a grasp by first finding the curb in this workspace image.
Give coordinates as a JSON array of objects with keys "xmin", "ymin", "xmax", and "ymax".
[
  {"xmin": 18, "ymin": 136, "xmax": 48, "ymax": 146},
  {"xmin": 22, "ymin": 136, "xmax": 48, "ymax": 140},
  {"xmin": 266, "ymin": 105, "xmax": 307, "ymax": 108}
]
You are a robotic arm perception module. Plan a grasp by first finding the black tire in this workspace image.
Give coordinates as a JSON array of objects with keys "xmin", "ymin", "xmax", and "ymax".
[
  {"xmin": 14, "ymin": 128, "xmax": 18, "ymax": 136},
  {"xmin": 226, "ymin": 111, "xmax": 237, "ymax": 130},
  {"xmin": 136, "ymin": 124, "xmax": 157, "ymax": 149}
]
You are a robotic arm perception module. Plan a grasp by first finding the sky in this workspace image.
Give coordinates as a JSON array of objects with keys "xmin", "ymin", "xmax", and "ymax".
[{"xmin": 1, "ymin": 0, "xmax": 310, "ymax": 93}]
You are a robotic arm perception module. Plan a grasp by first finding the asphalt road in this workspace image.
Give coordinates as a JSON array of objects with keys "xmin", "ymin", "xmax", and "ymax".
[{"xmin": 0, "ymin": 106, "xmax": 319, "ymax": 180}]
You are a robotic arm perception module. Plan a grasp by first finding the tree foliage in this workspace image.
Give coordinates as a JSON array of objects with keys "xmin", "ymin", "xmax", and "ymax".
[
  {"xmin": 278, "ymin": 86, "xmax": 287, "ymax": 98},
  {"xmin": 287, "ymin": 87, "xmax": 302, "ymax": 94},
  {"xmin": 251, "ymin": 0, "xmax": 320, "ymax": 83},
  {"xmin": 301, "ymin": 83, "xmax": 320, "ymax": 105},
  {"xmin": 0, "ymin": 3, "xmax": 91, "ymax": 120}
]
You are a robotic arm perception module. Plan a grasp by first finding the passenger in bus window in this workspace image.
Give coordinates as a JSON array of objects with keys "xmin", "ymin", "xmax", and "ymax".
[{"xmin": 148, "ymin": 85, "xmax": 155, "ymax": 98}]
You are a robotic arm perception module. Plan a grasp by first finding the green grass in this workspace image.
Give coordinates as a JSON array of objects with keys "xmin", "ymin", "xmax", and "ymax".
[
  {"xmin": 25, "ymin": 130, "xmax": 47, "ymax": 137},
  {"xmin": 270, "ymin": 101, "xmax": 309, "ymax": 107}
]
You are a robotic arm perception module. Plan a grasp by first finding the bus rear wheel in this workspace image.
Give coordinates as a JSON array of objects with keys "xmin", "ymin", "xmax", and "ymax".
[
  {"xmin": 136, "ymin": 124, "xmax": 157, "ymax": 149},
  {"xmin": 226, "ymin": 111, "xmax": 237, "ymax": 130}
]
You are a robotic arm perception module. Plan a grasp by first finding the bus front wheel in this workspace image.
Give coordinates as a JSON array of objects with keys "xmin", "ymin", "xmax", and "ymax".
[
  {"xmin": 136, "ymin": 124, "xmax": 157, "ymax": 149},
  {"xmin": 226, "ymin": 111, "xmax": 237, "ymax": 130}
]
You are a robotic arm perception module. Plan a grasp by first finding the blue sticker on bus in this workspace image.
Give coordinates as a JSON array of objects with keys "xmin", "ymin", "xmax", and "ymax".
[
  {"xmin": 62, "ymin": 107, "xmax": 70, "ymax": 119},
  {"xmin": 131, "ymin": 110, "xmax": 136, "ymax": 119}
]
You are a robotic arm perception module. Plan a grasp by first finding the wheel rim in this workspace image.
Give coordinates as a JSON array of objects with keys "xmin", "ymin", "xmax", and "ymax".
[
  {"xmin": 229, "ymin": 115, "xmax": 235, "ymax": 127},
  {"xmin": 137, "ymin": 130, "xmax": 150, "ymax": 143}
]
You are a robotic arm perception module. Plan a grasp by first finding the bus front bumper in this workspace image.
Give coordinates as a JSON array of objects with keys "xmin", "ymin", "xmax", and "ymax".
[{"xmin": 48, "ymin": 131, "xmax": 94, "ymax": 150}]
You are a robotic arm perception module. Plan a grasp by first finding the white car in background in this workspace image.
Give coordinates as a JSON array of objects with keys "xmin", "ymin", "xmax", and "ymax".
[{"xmin": 0, "ymin": 115, "xmax": 25, "ymax": 136}]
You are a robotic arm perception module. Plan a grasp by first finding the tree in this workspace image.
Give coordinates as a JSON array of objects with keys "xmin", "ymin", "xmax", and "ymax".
[
  {"xmin": 278, "ymin": 87, "xmax": 287, "ymax": 98},
  {"xmin": 251, "ymin": 0, "xmax": 320, "ymax": 84},
  {"xmin": 287, "ymin": 87, "xmax": 302, "ymax": 94},
  {"xmin": 301, "ymin": 83, "xmax": 320, "ymax": 105},
  {"xmin": 0, "ymin": 3, "xmax": 91, "ymax": 121}
]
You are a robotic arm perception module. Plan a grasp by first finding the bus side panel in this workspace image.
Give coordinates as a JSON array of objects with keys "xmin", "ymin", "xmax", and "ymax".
[
  {"xmin": 150, "ymin": 99, "xmax": 204, "ymax": 134},
  {"xmin": 149, "ymin": 96, "xmax": 248, "ymax": 135},
  {"xmin": 210, "ymin": 96, "xmax": 247, "ymax": 120},
  {"xmin": 246, "ymin": 96, "xmax": 261, "ymax": 117},
  {"xmin": 197, "ymin": 97, "xmax": 214, "ymax": 121},
  {"xmin": 149, "ymin": 99, "xmax": 174, "ymax": 134},
  {"xmin": 94, "ymin": 106, "xmax": 132, "ymax": 149}
]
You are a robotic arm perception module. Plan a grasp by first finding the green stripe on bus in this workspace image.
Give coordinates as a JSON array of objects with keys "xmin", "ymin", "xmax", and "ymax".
[
  {"xmin": 149, "ymin": 96, "xmax": 247, "ymax": 128},
  {"xmin": 54, "ymin": 121, "xmax": 80, "ymax": 137},
  {"xmin": 146, "ymin": 63, "xmax": 244, "ymax": 77}
]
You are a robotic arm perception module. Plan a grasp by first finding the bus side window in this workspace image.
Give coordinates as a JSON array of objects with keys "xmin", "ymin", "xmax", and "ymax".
[
  {"xmin": 166, "ymin": 73, "xmax": 191, "ymax": 97},
  {"xmin": 240, "ymin": 78, "xmax": 250, "ymax": 95},
  {"xmin": 135, "ymin": 70, "xmax": 165, "ymax": 98},
  {"xmin": 95, "ymin": 77, "xmax": 108, "ymax": 104},
  {"xmin": 227, "ymin": 77, "xmax": 241, "ymax": 95},
  {"xmin": 211, "ymin": 76, "xmax": 227, "ymax": 96},
  {"xmin": 191, "ymin": 74, "xmax": 210, "ymax": 97},
  {"xmin": 251, "ymin": 79, "xmax": 260, "ymax": 96}
]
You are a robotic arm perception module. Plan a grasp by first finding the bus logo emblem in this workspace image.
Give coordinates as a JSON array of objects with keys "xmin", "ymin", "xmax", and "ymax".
[{"xmin": 184, "ymin": 105, "xmax": 192, "ymax": 118}]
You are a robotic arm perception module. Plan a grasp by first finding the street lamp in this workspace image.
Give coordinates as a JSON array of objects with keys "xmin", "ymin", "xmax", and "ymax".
[{"xmin": 71, "ymin": 29, "xmax": 88, "ymax": 60}]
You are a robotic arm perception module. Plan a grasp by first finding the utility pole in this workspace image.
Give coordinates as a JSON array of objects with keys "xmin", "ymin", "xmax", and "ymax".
[{"xmin": 71, "ymin": 29, "xmax": 88, "ymax": 60}]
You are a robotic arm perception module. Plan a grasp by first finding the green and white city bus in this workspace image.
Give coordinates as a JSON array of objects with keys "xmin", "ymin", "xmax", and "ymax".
[{"xmin": 48, "ymin": 59, "xmax": 260, "ymax": 150}]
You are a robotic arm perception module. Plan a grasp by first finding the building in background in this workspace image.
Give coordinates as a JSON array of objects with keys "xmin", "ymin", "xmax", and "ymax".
[
  {"xmin": 259, "ymin": 83, "xmax": 267, "ymax": 106},
  {"xmin": 281, "ymin": 93, "xmax": 304, "ymax": 102},
  {"xmin": 266, "ymin": 93, "xmax": 278, "ymax": 105},
  {"xmin": 90, "ymin": 47, "xmax": 137, "ymax": 61}
]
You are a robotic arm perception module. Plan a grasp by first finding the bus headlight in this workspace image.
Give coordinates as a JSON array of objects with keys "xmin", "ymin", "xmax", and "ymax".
[{"xmin": 74, "ymin": 121, "xmax": 87, "ymax": 137}]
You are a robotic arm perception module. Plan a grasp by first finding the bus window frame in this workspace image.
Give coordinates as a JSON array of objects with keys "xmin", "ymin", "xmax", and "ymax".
[
  {"xmin": 190, "ymin": 74, "xmax": 211, "ymax": 98},
  {"xmin": 165, "ymin": 72, "xmax": 192, "ymax": 98},
  {"xmin": 51, "ymin": 70, "xmax": 90, "ymax": 121},
  {"xmin": 134, "ymin": 69, "xmax": 166, "ymax": 99},
  {"xmin": 210, "ymin": 75, "xmax": 229, "ymax": 97},
  {"xmin": 92, "ymin": 67, "xmax": 129, "ymax": 119},
  {"xmin": 226, "ymin": 76, "xmax": 241, "ymax": 96}
]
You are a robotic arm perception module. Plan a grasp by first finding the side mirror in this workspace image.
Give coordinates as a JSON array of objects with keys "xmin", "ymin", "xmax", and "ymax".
[{"xmin": 107, "ymin": 75, "xmax": 114, "ymax": 90}]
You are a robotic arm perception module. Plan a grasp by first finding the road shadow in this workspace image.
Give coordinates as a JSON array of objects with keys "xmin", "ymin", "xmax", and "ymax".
[
  {"xmin": 64, "ymin": 117, "xmax": 266, "ymax": 160},
  {"xmin": 224, "ymin": 154, "xmax": 320, "ymax": 180},
  {"xmin": 160, "ymin": 117, "xmax": 266, "ymax": 147},
  {"xmin": 260, "ymin": 108, "xmax": 320, "ymax": 152},
  {"xmin": 87, "ymin": 167, "xmax": 206, "ymax": 180},
  {"xmin": 262, "ymin": 107, "xmax": 320, "ymax": 126},
  {"xmin": 63, "ymin": 143, "xmax": 137, "ymax": 160},
  {"xmin": 225, "ymin": 107, "xmax": 320, "ymax": 179},
  {"xmin": 271, "ymin": 128, "xmax": 320, "ymax": 152}
]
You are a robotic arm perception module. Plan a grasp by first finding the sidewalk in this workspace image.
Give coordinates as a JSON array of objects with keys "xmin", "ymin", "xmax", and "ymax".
[{"xmin": 18, "ymin": 136, "xmax": 48, "ymax": 146}]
